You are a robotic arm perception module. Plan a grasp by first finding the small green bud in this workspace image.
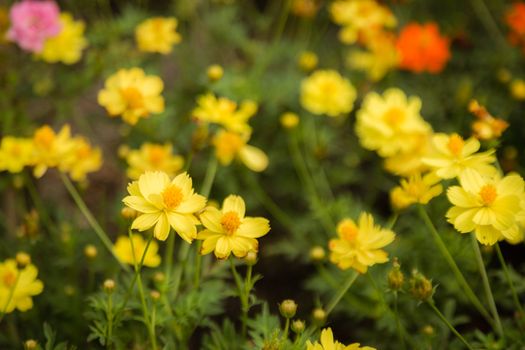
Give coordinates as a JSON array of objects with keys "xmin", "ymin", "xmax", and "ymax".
[{"xmin": 279, "ymin": 299, "xmax": 298, "ymax": 318}]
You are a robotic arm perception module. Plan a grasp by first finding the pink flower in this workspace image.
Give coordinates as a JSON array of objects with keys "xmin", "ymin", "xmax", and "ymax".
[{"xmin": 7, "ymin": 1, "xmax": 61, "ymax": 53}]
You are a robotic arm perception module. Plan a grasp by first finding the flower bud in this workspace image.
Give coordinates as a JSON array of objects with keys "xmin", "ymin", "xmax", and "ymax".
[
  {"xmin": 291, "ymin": 319, "xmax": 305, "ymax": 334},
  {"xmin": 24, "ymin": 339, "xmax": 38, "ymax": 350},
  {"xmin": 244, "ymin": 251, "xmax": 258, "ymax": 266},
  {"xmin": 103, "ymin": 279, "xmax": 116, "ymax": 293},
  {"xmin": 279, "ymin": 299, "xmax": 298, "ymax": 318},
  {"xmin": 121, "ymin": 207, "xmax": 138, "ymax": 219},
  {"xmin": 154, "ymin": 272, "xmax": 166, "ymax": 284},
  {"xmin": 150, "ymin": 290, "xmax": 161, "ymax": 301},
  {"xmin": 309, "ymin": 246, "xmax": 326, "ymax": 262},
  {"xmin": 312, "ymin": 307, "xmax": 326, "ymax": 325},
  {"xmin": 387, "ymin": 258, "xmax": 404, "ymax": 291},
  {"xmin": 280, "ymin": 112, "xmax": 300, "ymax": 129},
  {"xmin": 409, "ymin": 270, "xmax": 433, "ymax": 301},
  {"xmin": 207, "ymin": 64, "xmax": 224, "ymax": 82},
  {"xmin": 298, "ymin": 50, "xmax": 318, "ymax": 71},
  {"xmin": 84, "ymin": 244, "xmax": 98, "ymax": 260},
  {"xmin": 16, "ymin": 252, "xmax": 31, "ymax": 268},
  {"xmin": 64, "ymin": 285, "xmax": 75, "ymax": 296},
  {"xmin": 511, "ymin": 79, "xmax": 525, "ymax": 100},
  {"xmin": 421, "ymin": 325, "xmax": 435, "ymax": 336}
]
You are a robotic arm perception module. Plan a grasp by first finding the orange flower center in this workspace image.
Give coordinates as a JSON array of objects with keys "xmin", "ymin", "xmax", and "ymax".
[
  {"xmin": 77, "ymin": 144, "xmax": 91, "ymax": 159},
  {"xmin": 479, "ymin": 184, "xmax": 497, "ymax": 205},
  {"xmin": 221, "ymin": 211, "xmax": 241, "ymax": 235},
  {"xmin": 340, "ymin": 222, "xmax": 358, "ymax": 241},
  {"xmin": 384, "ymin": 107, "xmax": 406, "ymax": 127},
  {"xmin": 162, "ymin": 185, "xmax": 183, "ymax": 210},
  {"xmin": 447, "ymin": 134, "xmax": 464, "ymax": 156},
  {"xmin": 34, "ymin": 127, "xmax": 55, "ymax": 149},
  {"xmin": 2, "ymin": 270, "xmax": 16, "ymax": 287},
  {"xmin": 148, "ymin": 146, "xmax": 165, "ymax": 166},
  {"xmin": 120, "ymin": 87, "xmax": 144, "ymax": 110},
  {"xmin": 214, "ymin": 132, "xmax": 244, "ymax": 158}
]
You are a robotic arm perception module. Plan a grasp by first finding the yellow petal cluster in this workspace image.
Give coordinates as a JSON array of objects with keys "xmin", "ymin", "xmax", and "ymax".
[
  {"xmin": 135, "ymin": 17, "xmax": 181, "ymax": 54},
  {"xmin": 113, "ymin": 234, "xmax": 161, "ymax": 267},
  {"xmin": 122, "ymin": 171, "xmax": 206, "ymax": 242},
  {"xmin": 59, "ymin": 136, "xmax": 103, "ymax": 182},
  {"xmin": 38, "ymin": 13, "xmax": 87, "ymax": 64},
  {"xmin": 306, "ymin": 328, "xmax": 376, "ymax": 350},
  {"xmin": 123, "ymin": 143, "xmax": 184, "ymax": 180},
  {"xmin": 212, "ymin": 129, "xmax": 268, "ymax": 172},
  {"xmin": 0, "ymin": 258, "xmax": 44, "ymax": 313},
  {"xmin": 446, "ymin": 169, "xmax": 525, "ymax": 245},
  {"xmin": 197, "ymin": 195, "xmax": 270, "ymax": 259},
  {"xmin": 0, "ymin": 137, "xmax": 34, "ymax": 173},
  {"xmin": 300, "ymin": 69, "xmax": 357, "ymax": 117},
  {"xmin": 390, "ymin": 172, "xmax": 443, "ymax": 210},
  {"xmin": 97, "ymin": 68, "xmax": 165, "ymax": 125},
  {"xmin": 329, "ymin": 212, "xmax": 395, "ymax": 273}
]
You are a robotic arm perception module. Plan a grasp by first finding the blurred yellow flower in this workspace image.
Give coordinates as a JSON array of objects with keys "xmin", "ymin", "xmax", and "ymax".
[
  {"xmin": 212, "ymin": 129, "xmax": 269, "ymax": 172},
  {"xmin": 0, "ymin": 259, "xmax": 43, "ymax": 313},
  {"xmin": 192, "ymin": 93, "xmax": 257, "ymax": 134},
  {"xmin": 510, "ymin": 79, "xmax": 525, "ymax": 100},
  {"xmin": 291, "ymin": 0, "xmax": 320, "ymax": 18},
  {"xmin": 59, "ymin": 137, "xmax": 102, "ymax": 182},
  {"xmin": 446, "ymin": 169, "xmax": 525, "ymax": 245},
  {"xmin": 39, "ymin": 13, "xmax": 87, "ymax": 64},
  {"xmin": 280, "ymin": 112, "xmax": 300, "ymax": 129},
  {"xmin": 306, "ymin": 328, "xmax": 376, "ymax": 350},
  {"xmin": 390, "ymin": 172, "xmax": 442, "ymax": 210},
  {"xmin": 124, "ymin": 143, "xmax": 184, "ymax": 180},
  {"xmin": 355, "ymin": 88, "xmax": 432, "ymax": 157},
  {"xmin": 97, "ymin": 68, "xmax": 165, "ymax": 125},
  {"xmin": 114, "ymin": 234, "xmax": 161, "ymax": 267},
  {"xmin": 469, "ymin": 100, "xmax": 509, "ymax": 141},
  {"xmin": 300, "ymin": 69, "xmax": 356, "ymax": 117},
  {"xmin": 383, "ymin": 133, "xmax": 433, "ymax": 176},
  {"xmin": 31, "ymin": 124, "xmax": 75, "ymax": 178},
  {"xmin": 329, "ymin": 212, "xmax": 395, "ymax": 273},
  {"xmin": 135, "ymin": 17, "xmax": 181, "ymax": 54},
  {"xmin": 123, "ymin": 171, "xmax": 206, "ymax": 242},
  {"xmin": 0, "ymin": 137, "xmax": 34, "ymax": 173},
  {"xmin": 298, "ymin": 50, "xmax": 318, "ymax": 72},
  {"xmin": 197, "ymin": 195, "xmax": 270, "ymax": 259},
  {"xmin": 422, "ymin": 133, "xmax": 497, "ymax": 179}
]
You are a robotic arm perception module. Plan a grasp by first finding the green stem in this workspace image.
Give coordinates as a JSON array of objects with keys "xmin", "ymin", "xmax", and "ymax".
[
  {"xmin": 417, "ymin": 205, "xmax": 493, "ymax": 325},
  {"xmin": 171, "ymin": 243, "xmax": 190, "ymax": 301},
  {"xmin": 162, "ymin": 232, "xmax": 175, "ymax": 317},
  {"xmin": 393, "ymin": 292, "xmax": 407, "ymax": 350},
  {"xmin": 427, "ymin": 301, "xmax": 474, "ymax": 350},
  {"xmin": 469, "ymin": 0, "xmax": 507, "ymax": 49},
  {"xmin": 470, "ymin": 234, "xmax": 504, "ymax": 339},
  {"xmin": 194, "ymin": 241, "xmax": 203, "ymax": 289},
  {"xmin": 230, "ymin": 258, "xmax": 249, "ymax": 338},
  {"xmin": 106, "ymin": 292, "xmax": 113, "ymax": 349},
  {"xmin": 495, "ymin": 243, "xmax": 525, "ymax": 317},
  {"xmin": 326, "ymin": 270, "xmax": 358, "ymax": 315},
  {"xmin": 283, "ymin": 317, "xmax": 290, "ymax": 341},
  {"xmin": 273, "ymin": 0, "xmax": 293, "ymax": 43},
  {"xmin": 60, "ymin": 173, "xmax": 129, "ymax": 272}
]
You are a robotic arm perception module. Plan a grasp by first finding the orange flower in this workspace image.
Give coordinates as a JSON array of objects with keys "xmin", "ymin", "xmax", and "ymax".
[
  {"xmin": 506, "ymin": 3, "xmax": 525, "ymax": 37},
  {"xmin": 396, "ymin": 22, "xmax": 450, "ymax": 74}
]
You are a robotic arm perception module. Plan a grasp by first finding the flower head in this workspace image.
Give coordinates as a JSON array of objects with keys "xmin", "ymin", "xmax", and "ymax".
[
  {"xmin": 197, "ymin": 195, "xmax": 270, "ymax": 259},
  {"xmin": 396, "ymin": 22, "xmax": 450, "ymax": 73},
  {"xmin": 97, "ymin": 68, "xmax": 165, "ymax": 125},
  {"xmin": 31, "ymin": 124, "xmax": 75, "ymax": 178},
  {"xmin": 135, "ymin": 17, "xmax": 181, "ymax": 54},
  {"xmin": 329, "ymin": 212, "xmax": 395, "ymax": 273},
  {"xmin": 300, "ymin": 70, "xmax": 356, "ymax": 117},
  {"xmin": 306, "ymin": 328, "xmax": 376, "ymax": 350},
  {"xmin": 58, "ymin": 136, "xmax": 102, "ymax": 182},
  {"xmin": 123, "ymin": 171, "xmax": 206, "ymax": 242},
  {"xmin": 0, "ymin": 258, "xmax": 43, "ymax": 313},
  {"xmin": 114, "ymin": 234, "xmax": 161, "ymax": 268},
  {"xmin": 390, "ymin": 172, "xmax": 443, "ymax": 210},
  {"xmin": 212, "ymin": 129, "xmax": 269, "ymax": 172},
  {"xmin": 469, "ymin": 100, "xmax": 509, "ymax": 141},
  {"xmin": 0, "ymin": 137, "xmax": 34, "ymax": 173},
  {"xmin": 124, "ymin": 143, "xmax": 184, "ymax": 180},
  {"xmin": 446, "ymin": 169, "xmax": 525, "ymax": 245},
  {"xmin": 7, "ymin": 0, "xmax": 61, "ymax": 52}
]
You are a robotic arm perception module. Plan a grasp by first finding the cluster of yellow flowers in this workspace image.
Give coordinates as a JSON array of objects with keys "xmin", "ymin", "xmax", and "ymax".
[
  {"xmin": 122, "ymin": 171, "xmax": 270, "ymax": 259},
  {"xmin": 113, "ymin": 233, "xmax": 161, "ymax": 268},
  {"xmin": 306, "ymin": 328, "xmax": 376, "ymax": 350},
  {"xmin": 192, "ymin": 93, "xmax": 269, "ymax": 172},
  {"xmin": 0, "ymin": 124, "xmax": 102, "ymax": 181}
]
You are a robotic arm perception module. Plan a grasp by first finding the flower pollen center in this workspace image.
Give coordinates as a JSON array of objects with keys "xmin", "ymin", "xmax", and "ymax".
[
  {"xmin": 121, "ymin": 87, "xmax": 144, "ymax": 110},
  {"xmin": 340, "ymin": 222, "xmax": 359, "ymax": 241},
  {"xmin": 34, "ymin": 127, "xmax": 55, "ymax": 149},
  {"xmin": 148, "ymin": 146, "xmax": 165, "ymax": 165},
  {"xmin": 447, "ymin": 134, "xmax": 464, "ymax": 156},
  {"xmin": 2, "ymin": 270, "xmax": 16, "ymax": 287},
  {"xmin": 384, "ymin": 107, "xmax": 406, "ymax": 127},
  {"xmin": 479, "ymin": 184, "xmax": 497, "ymax": 206},
  {"xmin": 221, "ymin": 211, "xmax": 241, "ymax": 235},
  {"xmin": 162, "ymin": 185, "xmax": 183, "ymax": 210}
]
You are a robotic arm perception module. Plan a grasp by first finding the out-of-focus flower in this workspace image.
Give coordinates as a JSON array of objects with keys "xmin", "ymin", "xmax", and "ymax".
[
  {"xmin": 31, "ymin": 124, "xmax": 75, "ymax": 178},
  {"xmin": 38, "ymin": 13, "xmax": 87, "ymax": 64},
  {"xmin": 422, "ymin": 133, "xmax": 497, "ymax": 179},
  {"xmin": 207, "ymin": 64, "xmax": 224, "ymax": 81},
  {"xmin": 291, "ymin": 0, "xmax": 320, "ymax": 19},
  {"xmin": 469, "ymin": 100, "xmax": 509, "ymax": 141},
  {"xmin": 0, "ymin": 258, "xmax": 43, "ymax": 313},
  {"xmin": 383, "ymin": 133, "xmax": 433, "ymax": 176},
  {"xmin": 510, "ymin": 79, "xmax": 525, "ymax": 100},
  {"xmin": 329, "ymin": 212, "xmax": 395, "ymax": 273},
  {"xmin": 124, "ymin": 143, "xmax": 184, "ymax": 180},
  {"xmin": 298, "ymin": 51, "xmax": 318, "ymax": 72},
  {"xmin": 212, "ymin": 129, "xmax": 269, "ymax": 172},
  {"xmin": 135, "ymin": 17, "xmax": 181, "ymax": 54},
  {"xmin": 330, "ymin": 0, "xmax": 396, "ymax": 45},
  {"xmin": 114, "ymin": 234, "xmax": 161, "ymax": 267},
  {"xmin": 122, "ymin": 171, "xmax": 206, "ymax": 242},
  {"xmin": 6, "ymin": 0, "xmax": 61, "ymax": 52},
  {"xmin": 306, "ymin": 328, "xmax": 376, "ymax": 350},
  {"xmin": 98, "ymin": 68, "xmax": 165, "ymax": 125},
  {"xmin": 390, "ymin": 172, "xmax": 442, "ymax": 210},
  {"xmin": 192, "ymin": 93, "xmax": 257, "ymax": 134},
  {"xmin": 59, "ymin": 137, "xmax": 102, "ymax": 182},
  {"xmin": 409, "ymin": 270, "xmax": 433, "ymax": 301},
  {"xmin": 396, "ymin": 22, "xmax": 450, "ymax": 73},
  {"xmin": 0, "ymin": 137, "xmax": 34, "ymax": 173},
  {"xmin": 505, "ymin": 2, "xmax": 525, "ymax": 49},
  {"xmin": 280, "ymin": 112, "xmax": 300, "ymax": 129},
  {"xmin": 446, "ymin": 169, "xmax": 525, "ymax": 245},
  {"xmin": 300, "ymin": 70, "xmax": 356, "ymax": 117},
  {"xmin": 197, "ymin": 195, "xmax": 270, "ymax": 259},
  {"xmin": 355, "ymin": 88, "xmax": 432, "ymax": 157}
]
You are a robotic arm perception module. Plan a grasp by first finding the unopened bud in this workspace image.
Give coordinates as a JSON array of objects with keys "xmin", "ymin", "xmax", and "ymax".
[
  {"xmin": 121, "ymin": 207, "xmax": 138, "ymax": 219},
  {"xmin": 310, "ymin": 246, "xmax": 326, "ymax": 262},
  {"xmin": 103, "ymin": 279, "xmax": 116, "ymax": 293},
  {"xmin": 298, "ymin": 51, "xmax": 318, "ymax": 72},
  {"xmin": 244, "ymin": 251, "xmax": 258, "ymax": 266},
  {"xmin": 312, "ymin": 307, "xmax": 326, "ymax": 325},
  {"xmin": 279, "ymin": 299, "xmax": 298, "ymax": 318},
  {"xmin": 387, "ymin": 258, "xmax": 404, "ymax": 291},
  {"xmin": 150, "ymin": 290, "xmax": 161, "ymax": 301},
  {"xmin": 280, "ymin": 112, "xmax": 300, "ymax": 129},
  {"xmin": 421, "ymin": 325, "xmax": 435, "ymax": 336},
  {"xmin": 207, "ymin": 64, "xmax": 224, "ymax": 82},
  {"xmin": 24, "ymin": 339, "xmax": 38, "ymax": 350},
  {"xmin": 291, "ymin": 319, "xmax": 305, "ymax": 334},
  {"xmin": 16, "ymin": 252, "xmax": 31, "ymax": 268},
  {"xmin": 84, "ymin": 244, "xmax": 98, "ymax": 259},
  {"xmin": 154, "ymin": 272, "xmax": 166, "ymax": 284},
  {"xmin": 409, "ymin": 271, "xmax": 433, "ymax": 301}
]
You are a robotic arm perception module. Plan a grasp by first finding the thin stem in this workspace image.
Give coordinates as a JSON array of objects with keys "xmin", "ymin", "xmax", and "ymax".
[
  {"xmin": 417, "ymin": 205, "xmax": 493, "ymax": 325},
  {"xmin": 326, "ymin": 270, "xmax": 358, "ymax": 315},
  {"xmin": 106, "ymin": 292, "xmax": 113, "ymax": 349},
  {"xmin": 469, "ymin": 0, "xmax": 507, "ymax": 49},
  {"xmin": 495, "ymin": 243, "xmax": 525, "ymax": 317},
  {"xmin": 470, "ymin": 234, "xmax": 504, "ymax": 339},
  {"xmin": 194, "ymin": 241, "xmax": 203, "ymax": 289},
  {"xmin": 283, "ymin": 317, "xmax": 290, "ymax": 341},
  {"xmin": 393, "ymin": 292, "xmax": 407, "ymax": 350},
  {"xmin": 60, "ymin": 173, "xmax": 129, "ymax": 271},
  {"xmin": 161, "ymin": 232, "xmax": 175, "ymax": 317},
  {"xmin": 427, "ymin": 301, "xmax": 474, "ymax": 350},
  {"xmin": 230, "ymin": 258, "xmax": 249, "ymax": 338},
  {"xmin": 171, "ymin": 243, "xmax": 190, "ymax": 301},
  {"xmin": 273, "ymin": 0, "xmax": 292, "ymax": 43}
]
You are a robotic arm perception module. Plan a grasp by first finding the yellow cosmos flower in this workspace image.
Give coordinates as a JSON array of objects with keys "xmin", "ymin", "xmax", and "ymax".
[
  {"xmin": 0, "ymin": 137, "xmax": 34, "ymax": 173},
  {"xmin": 122, "ymin": 171, "xmax": 206, "ymax": 242},
  {"xmin": 329, "ymin": 212, "xmax": 395, "ymax": 273},
  {"xmin": 212, "ymin": 129, "xmax": 269, "ymax": 172},
  {"xmin": 97, "ymin": 68, "xmax": 165, "ymax": 125},
  {"xmin": 0, "ymin": 259, "xmax": 43, "ymax": 313},
  {"xmin": 355, "ymin": 88, "xmax": 432, "ymax": 158},
  {"xmin": 114, "ymin": 234, "xmax": 161, "ymax": 268},
  {"xmin": 124, "ymin": 143, "xmax": 184, "ymax": 180},
  {"xmin": 422, "ymin": 133, "xmax": 497, "ymax": 179},
  {"xmin": 383, "ymin": 133, "xmax": 433, "ymax": 176},
  {"xmin": 197, "ymin": 195, "xmax": 270, "ymax": 259},
  {"xmin": 300, "ymin": 70, "xmax": 356, "ymax": 117},
  {"xmin": 135, "ymin": 17, "xmax": 181, "ymax": 54},
  {"xmin": 390, "ymin": 172, "xmax": 443, "ymax": 210},
  {"xmin": 31, "ymin": 124, "xmax": 75, "ymax": 178},
  {"xmin": 306, "ymin": 328, "xmax": 376, "ymax": 350},
  {"xmin": 192, "ymin": 93, "xmax": 257, "ymax": 134},
  {"xmin": 59, "ymin": 137, "xmax": 102, "ymax": 182},
  {"xmin": 39, "ymin": 13, "xmax": 87, "ymax": 64},
  {"xmin": 446, "ymin": 169, "xmax": 525, "ymax": 245}
]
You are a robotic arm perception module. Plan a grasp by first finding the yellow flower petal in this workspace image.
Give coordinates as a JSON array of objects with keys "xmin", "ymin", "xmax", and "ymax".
[
  {"xmin": 222, "ymin": 195, "xmax": 246, "ymax": 218},
  {"xmin": 131, "ymin": 212, "xmax": 161, "ymax": 231},
  {"xmin": 237, "ymin": 217, "xmax": 270, "ymax": 238},
  {"xmin": 238, "ymin": 145, "xmax": 269, "ymax": 172},
  {"xmin": 154, "ymin": 213, "xmax": 170, "ymax": 241}
]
